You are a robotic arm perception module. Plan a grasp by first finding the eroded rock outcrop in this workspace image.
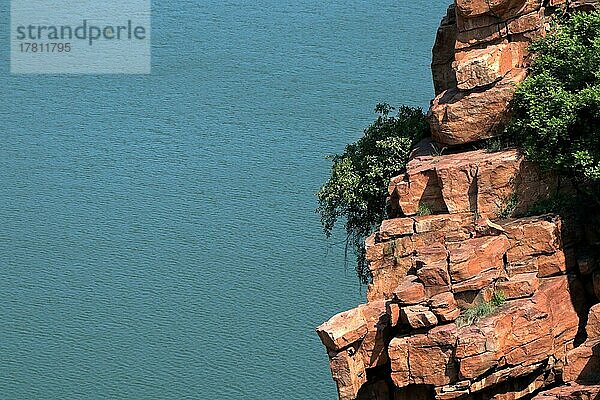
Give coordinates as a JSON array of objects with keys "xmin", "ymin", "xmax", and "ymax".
[
  {"xmin": 318, "ymin": 193, "xmax": 599, "ymax": 399},
  {"xmin": 429, "ymin": 0, "xmax": 598, "ymax": 145},
  {"xmin": 317, "ymin": 1, "xmax": 600, "ymax": 399},
  {"xmin": 387, "ymin": 149, "xmax": 561, "ymax": 219}
]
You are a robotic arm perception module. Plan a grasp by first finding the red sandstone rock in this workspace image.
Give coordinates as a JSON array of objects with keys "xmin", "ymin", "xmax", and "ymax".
[
  {"xmin": 429, "ymin": 69, "xmax": 527, "ymax": 145},
  {"xmin": 475, "ymin": 151, "xmax": 523, "ymax": 218},
  {"xmin": 505, "ymin": 250, "xmax": 566, "ymax": 278},
  {"xmin": 459, "ymin": 351, "xmax": 500, "ymax": 379},
  {"xmin": 495, "ymin": 273, "xmax": 539, "ymax": 299},
  {"xmin": 470, "ymin": 362, "xmax": 544, "ymax": 394},
  {"xmin": 367, "ymin": 257, "xmax": 414, "ymax": 302},
  {"xmin": 563, "ymin": 304, "xmax": 600, "ymax": 383},
  {"xmin": 414, "ymin": 213, "xmax": 473, "ymax": 236},
  {"xmin": 435, "ymin": 381, "xmax": 471, "ymax": 399},
  {"xmin": 359, "ymin": 301, "xmax": 392, "ymax": 368},
  {"xmin": 409, "ymin": 329, "xmax": 458, "ymax": 386},
  {"xmin": 388, "ymin": 149, "xmax": 553, "ymax": 220},
  {"xmin": 454, "ymin": 42, "xmax": 524, "ymax": 90},
  {"xmin": 571, "ymin": 0, "xmax": 600, "ymax": 11},
  {"xmin": 587, "ymin": 303, "xmax": 600, "ymax": 339},
  {"xmin": 393, "ymin": 276, "xmax": 426, "ymax": 305},
  {"xmin": 389, "ymin": 169, "xmax": 447, "ymax": 217},
  {"xmin": 317, "ymin": 307, "xmax": 368, "ymax": 351},
  {"xmin": 418, "ymin": 264, "xmax": 452, "ymax": 296},
  {"xmin": 432, "ymin": 5, "xmax": 458, "ymax": 95},
  {"xmin": 379, "ymin": 218, "xmax": 415, "ymax": 240},
  {"xmin": 448, "ymin": 235, "xmax": 510, "ymax": 283},
  {"xmin": 329, "ymin": 346, "xmax": 367, "ymax": 400},
  {"xmin": 452, "ymin": 268, "xmax": 505, "ymax": 293},
  {"xmin": 367, "ymin": 234, "xmax": 416, "ymax": 302},
  {"xmin": 365, "ymin": 233, "xmax": 385, "ymax": 265},
  {"xmin": 391, "ymin": 235, "xmax": 417, "ymax": 258},
  {"xmin": 455, "ymin": 276, "xmax": 579, "ymax": 382},
  {"xmin": 475, "ymin": 218, "xmax": 506, "ymax": 237},
  {"xmin": 400, "ymin": 305, "xmax": 438, "ymax": 329},
  {"xmin": 504, "ymin": 215, "xmax": 562, "ymax": 262},
  {"xmin": 531, "ymin": 384, "xmax": 600, "ymax": 399},
  {"xmin": 455, "ymin": 326, "xmax": 489, "ymax": 359},
  {"xmin": 390, "ymin": 326, "xmax": 458, "ymax": 388},
  {"xmin": 389, "ymin": 336, "xmax": 411, "ymax": 387},
  {"xmin": 414, "ymin": 244, "xmax": 448, "ymax": 268},
  {"xmin": 413, "ymin": 243, "xmax": 451, "ymax": 296},
  {"xmin": 389, "ymin": 303, "xmax": 402, "ymax": 327},
  {"xmin": 508, "ymin": 8, "xmax": 546, "ymax": 36},
  {"xmin": 564, "ymin": 344, "xmax": 600, "ymax": 383},
  {"xmin": 536, "ymin": 250, "xmax": 568, "ymax": 277},
  {"xmin": 455, "ymin": 0, "xmax": 543, "ymax": 20},
  {"xmin": 321, "ymin": 220, "xmax": 585, "ymax": 400},
  {"xmin": 434, "ymin": 163, "xmax": 478, "ymax": 214},
  {"xmin": 430, "ymin": 292, "xmax": 461, "ymax": 322},
  {"xmin": 456, "ymin": 20, "xmax": 507, "ymax": 49}
]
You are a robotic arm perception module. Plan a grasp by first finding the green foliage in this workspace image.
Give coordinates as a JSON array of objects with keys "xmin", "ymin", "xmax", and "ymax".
[
  {"xmin": 525, "ymin": 193, "xmax": 577, "ymax": 216},
  {"xmin": 317, "ymin": 104, "xmax": 429, "ymax": 283},
  {"xmin": 416, "ymin": 203, "xmax": 433, "ymax": 217},
  {"xmin": 507, "ymin": 10, "xmax": 600, "ymax": 198},
  {"xmin": 456, "ymin": 291, "xmax": 506, "ymax": 327},
  {"xmin": 490, "ymin": 290, "xmax": 506, "ymax": 307},
  {"xmin": 496, "ymin": 193, "xmax": 519, "ymax": 219},
  {"xmin": 485, "ymin": 136, "xmax": 513, "ymax": 153},
  {"xmin": 485, "ymin": 137, "xmax": 507, "ymax": 153}
]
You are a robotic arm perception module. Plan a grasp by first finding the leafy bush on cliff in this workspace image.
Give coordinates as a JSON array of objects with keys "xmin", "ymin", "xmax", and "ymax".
[
  {"xmin": 507, "ymin": 10, "xmax": 600, "ymax": 195},
  {"xmin": 317, "ymin": 104, "xmax": 429, "ymax": 283}
]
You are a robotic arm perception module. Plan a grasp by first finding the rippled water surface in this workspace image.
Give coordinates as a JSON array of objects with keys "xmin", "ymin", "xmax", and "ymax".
[{"xmin": 0, "ymin": 1, "xmax": 449, "ymax": 399}]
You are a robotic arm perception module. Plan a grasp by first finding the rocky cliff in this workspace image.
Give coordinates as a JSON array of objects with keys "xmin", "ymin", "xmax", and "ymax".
[{"xmin": 317, "ymin": 1, "xmax": 600, "ymax": 399}]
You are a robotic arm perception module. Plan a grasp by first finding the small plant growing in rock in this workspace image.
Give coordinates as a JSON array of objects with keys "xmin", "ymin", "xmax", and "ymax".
[
  {"xmin": 496, "ymin": 193, "xmax": 518, "ymax": 219},
  {"xmin": 456, "ymin": 291, "xmax": 506, "ymax": 327},
  {"xmin": 416, "ymin": 203, "xmax": 433, "ymax": 217},
  {"xmin": 485, "ymin": 136, "xmax": 512, "ymax": 153},
  {"xmin": 430, "ymin": 142, "xmax": 447, "ymax": 157}
]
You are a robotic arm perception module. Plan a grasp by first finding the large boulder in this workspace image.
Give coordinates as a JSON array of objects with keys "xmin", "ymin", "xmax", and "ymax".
[
  {"xmin": 454, "ymin": 42, "xmax": 525, "ymax": 90},
  {"xmin": 388, "ymin": 149, "xmax": 560, "ymax": 220},
  {"xmin": 429, "ymin": 69, "xmax": 527, "ymax": 145},
  {"xmin": 428, "ymin": 0, "xmax": 550, "ymax": 145}
]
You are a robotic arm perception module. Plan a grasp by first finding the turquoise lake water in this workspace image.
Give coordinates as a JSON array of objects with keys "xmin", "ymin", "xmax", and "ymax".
[{"xmin": 0, "ymin": 1, "xmax": 450, "ymax": 399}]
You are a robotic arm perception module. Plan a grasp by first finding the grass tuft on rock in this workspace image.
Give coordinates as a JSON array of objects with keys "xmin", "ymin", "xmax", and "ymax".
[{"xmin": 457, "ymin": 291, "xmax": 506, "ymax": 327}]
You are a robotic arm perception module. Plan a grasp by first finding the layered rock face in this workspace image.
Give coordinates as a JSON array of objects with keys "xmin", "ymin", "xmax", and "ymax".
[
  {"xmin": 317, "ymin": 1, "xmax": 600, "ymax": 399},
  {"xmin": 387, "ymin": 149, "xmax": 560, "ymax": 220},
  {"xmin": 318, "ymin": 153, "xmax": 600, "ymax": 398},
  {"xmin": 429, "ymin": 0, "xmax": 598, "ymax": 145},
  {"xmin": 319, "ymin": 186, "xmax": 596, "ymax": 399}
]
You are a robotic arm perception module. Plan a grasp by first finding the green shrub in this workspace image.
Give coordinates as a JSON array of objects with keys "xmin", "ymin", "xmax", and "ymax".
[
  {"xmin": 496, "ymin": 193, "xmax": 518, "ymax": 219},
  {"xmin": 484, "ymin": 135, "xmax": 514, "ymax": 153},
  {"xmin": 317, "ymin": 104, "xmax": 429, "ymax": 283},
  {"xmin": 456, "ymin": 291, "xmax": 506, "ymax": 327},
  {"xmin": 507, "ymin": 10, "xmax": 600, "ymax": 200},
  {"xmin": 416, "ymin": 203, "xmax": 433, "ymax": 217},
  {"xmin": 525, "ymin": 193, "xmax": 577, "ymax": 216}
]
